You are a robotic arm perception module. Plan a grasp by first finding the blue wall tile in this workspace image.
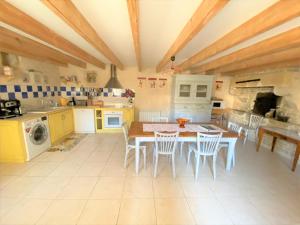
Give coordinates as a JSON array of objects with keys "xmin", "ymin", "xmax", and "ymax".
[
  {"xmin": 66, "ymin": 91, "xmax": 71, "ymax": 96},
  {"xmin": 0, "ymin": 85, "xmax": 7, "ymax": 93},
  {"xmin": 37, "ymin": 86, "xmax": 43, "ymax": 92},
  {"xmin": 33, "ymin": 92, "xmax": 39, "ymax": 98},
  {"xmin": 60, "ymin": 86, "xmax": 66, "ymax": 91},
  {"xmin": 43, "ymin": 92, "xmax": 47, "ymax": 97},
  {"xmin": 8, "ymin": 92, "xmax": 15, "ymax": 100},
  {"xmin": 22, "ymin": 92, "xmax": 28, "ymax": 99},
  {"xmin": 71, "ymin": 87, "xmax": 75, "ymax": 91},
  {"xmin": 14, "ymin": 85, "xmax": 21, "ymax": 92},
  {"xmin": 27, "ymin": 85, "xmax": 33, "ymax": 92}
]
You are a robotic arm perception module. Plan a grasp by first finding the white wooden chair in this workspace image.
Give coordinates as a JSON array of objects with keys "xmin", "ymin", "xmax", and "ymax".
[
  {"xmin": 122, "ymin": 122, "xmax": 147, "ymax": 169},
  {"xmin": 242, "ymin": 114, "xmax": 263, "ymax": 144},
  {"xmin": 187, "ymin": 132, "xmax": 222, "ymax": 180},
  {"xmin": 153, "ymin": 131, "xmax": 179, "ymax": 178},
  {"xmin": 218, "ymin": 121, "xmax": 242, "ymax": 166},
  {"xmin": 179, "ymin": 117, "xmax": 193, "ymax": 157},
  {"xmin": 151, "ymin": 117, "xmax": 169, "ymax": 122}
]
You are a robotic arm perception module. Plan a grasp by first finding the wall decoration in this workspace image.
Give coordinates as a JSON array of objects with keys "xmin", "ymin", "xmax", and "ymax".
[
  {"xmin": 158, "ymin": 78, "xmax": 167, "ymax": 88},
  {"xmin": 148, "ymin": 77, "xmax": 157, "ymax": 88},
  {"xmin": 86, "ymin": 71, "xmax": 97, "ymax": 83},
  {"xmin": 137, "ymin": 77, "xmax": 146, "ymax": 88},
  {"xmin": 215, "ymin": 80, "xmax": 223, "ymax": 90}
]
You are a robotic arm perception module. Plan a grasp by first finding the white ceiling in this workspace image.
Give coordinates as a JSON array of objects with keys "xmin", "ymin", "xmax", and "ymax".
[{"xmin": 3, "ymin": 0, "xmax": 299, "ymax": 70}]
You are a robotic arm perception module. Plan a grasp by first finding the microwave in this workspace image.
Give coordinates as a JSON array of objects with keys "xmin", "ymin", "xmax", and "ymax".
[{"xmin": 211, "ymin": 100, "xmax": 225, "ymax": 109}]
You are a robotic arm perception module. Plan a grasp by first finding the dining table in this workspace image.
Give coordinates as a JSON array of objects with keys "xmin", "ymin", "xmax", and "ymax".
[{"xmin": 128, "ymin": 121, "xmax": 239, "ymax": 174}]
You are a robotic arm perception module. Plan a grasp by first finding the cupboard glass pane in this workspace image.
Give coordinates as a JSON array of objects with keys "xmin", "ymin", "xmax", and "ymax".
[
  {"xmin": 196, "ymin": 85, "xmax": 207, "ymax": 97},
  {"xmin": 179, "ymin": 84, "xmax": 191, "ymax": 97}
]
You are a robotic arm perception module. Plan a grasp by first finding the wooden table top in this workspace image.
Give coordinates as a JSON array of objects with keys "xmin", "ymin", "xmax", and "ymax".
[{"xmin": 128, "ymin": 121, "xmax": 239, "ymax": 138}]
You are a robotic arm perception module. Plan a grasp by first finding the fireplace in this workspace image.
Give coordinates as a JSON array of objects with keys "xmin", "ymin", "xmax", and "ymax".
[{"xmin": 252, "ymin": 92, "xmax": 281, "ymax": 116}]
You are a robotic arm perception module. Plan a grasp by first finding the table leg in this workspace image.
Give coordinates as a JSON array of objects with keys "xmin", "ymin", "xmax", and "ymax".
[
  {"xmin": 135, "ymin": 138, "xmax": 140, "ymax": 174},
  {"xmin": 226, "ymin": 139, "xmax": 237, "ymax": 171},
  {"xmin": 271, "ymin": 136, "xmax": 277, "ymax": 152},
  {"xmin": 256, "ymin": 129, "xmax": 264, "ymax": 152},
  {"xmin": 292, "ymin": 144, "xmax": 300, "ymax": 172}
]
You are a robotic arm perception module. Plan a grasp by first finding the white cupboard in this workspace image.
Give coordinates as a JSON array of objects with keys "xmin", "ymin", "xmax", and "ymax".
[
  {"xmin": 171, "ymin": 74, "xmax": 213, "ymax": 122},
  {"xmin": 74, "ymin": 108, "xmax": 95, "ymax": 133}
]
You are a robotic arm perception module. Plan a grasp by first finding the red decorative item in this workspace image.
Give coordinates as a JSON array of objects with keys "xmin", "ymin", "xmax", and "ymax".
[
  {"xmin": 148, "ymin": 77, "xmax": 157, "ymax": 88},
  {"xmin": 176, "ymin": 118, "xmax": 190, "ymax": 128}
]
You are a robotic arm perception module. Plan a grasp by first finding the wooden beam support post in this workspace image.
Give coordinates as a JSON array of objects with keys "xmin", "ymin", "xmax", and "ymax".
[
  {"xmin": 0, "ymin": 26, "xmax": 85, "ymax": 68},
  {"xmin": 191, "ymin": 27, "xmax": 300, "ymax": 73},
  {"xmin": 156, "ymin": 0, "xmax": 228, "ymax": 72},
  {"xmin": 42, "ymin": 0, "xmax": 124, "ymax": 69},
  {"xmin": 179, "ymin": 0, "xmax": 300, "ymax": 71},
  {"xmin": 0, "ymin": 1, "xmax": 105, "ymax": 69},
  {"xmin": 127, "ymin": 0, "xmax": 142, "ymax": 71}
]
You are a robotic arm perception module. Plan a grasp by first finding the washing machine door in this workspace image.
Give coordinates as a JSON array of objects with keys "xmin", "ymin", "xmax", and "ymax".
[{"xmin": 29, "ymin": 123, "xmax": 48, "ymax": 145}]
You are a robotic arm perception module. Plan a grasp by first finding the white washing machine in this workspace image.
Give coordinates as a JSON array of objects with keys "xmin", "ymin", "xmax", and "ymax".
[{"xmin": 22, "ymin": 116, "xmax": 51, "ymax": 161}]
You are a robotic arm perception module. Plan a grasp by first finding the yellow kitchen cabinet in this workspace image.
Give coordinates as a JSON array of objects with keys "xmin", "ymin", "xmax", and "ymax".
[
  {"xmin": 64, "ymin": 109, "xmax": 74, "ymax": 134},
  {"xmin": 124, "ymin": 107, "xmax": 134, "ymax": 127},
  {"xmin": 95, "ymin": 107, "xmax": 134, "ymax": 133},
  {"xmin": 48, "ymin": 109, "xmax": 74, "ymax": 144},
  {"xmin": 0, "ymin": 120, "xmax": 26, "ymax": 162}
]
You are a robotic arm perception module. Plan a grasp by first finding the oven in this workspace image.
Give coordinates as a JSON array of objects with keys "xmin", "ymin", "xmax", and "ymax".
[{"xmin": 103, "ymin": 111, "xmax": 123, "ymax": 128}]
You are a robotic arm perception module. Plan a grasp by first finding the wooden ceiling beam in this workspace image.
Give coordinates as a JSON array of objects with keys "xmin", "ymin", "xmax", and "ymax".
[
  {"xmin": 156, "ymin": 0, "xmax": 228, "ymax": 72},
  {"xmin": 0, "ymin": 1, "xmax": 105, "ymax": 69},
  {"xmin": 191, "ymin": 27, "xmax": 300, "ymax": 73},
  {"xmin": 0, "ymin": 26, "xmax": 85, "ymax": 68},
  {"xmin": 42, "ymin": 0, "xmax": 124, "ymax": 70},
  {"xmin": 127, "ymin": 0, "xmax": 141, "ymax": 71},
  {"xmin": 211, "ymin": 47, "xmax": 300, "ymax": 73},
  {"xmin": 179, "ymin": 0, "xmax": 300, "ymax": 71},
  {"xmin": 221, "ymin": 59, "xmax": 300, "ymax": 76}
]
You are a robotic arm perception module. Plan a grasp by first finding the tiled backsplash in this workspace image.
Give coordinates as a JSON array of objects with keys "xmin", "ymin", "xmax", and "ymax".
[{"xmin": 0, "ymin": 84, "xmax": 131, "ymax": 100}]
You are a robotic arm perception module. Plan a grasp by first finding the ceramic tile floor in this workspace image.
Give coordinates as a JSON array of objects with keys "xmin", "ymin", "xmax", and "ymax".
[{"xmin": 0, "ymin": 133, "xmax": 300, "ymax": 225}]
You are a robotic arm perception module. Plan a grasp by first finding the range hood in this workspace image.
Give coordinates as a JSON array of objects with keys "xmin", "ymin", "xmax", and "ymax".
[{"xmin": 104, "ymin": 64, "xmax": 123, "ymax": 89}]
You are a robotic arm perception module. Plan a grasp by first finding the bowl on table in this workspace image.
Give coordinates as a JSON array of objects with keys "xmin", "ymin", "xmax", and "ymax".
[{"xmin": 176, "ymin": 118, "xmax": 190, "ymax": 128}]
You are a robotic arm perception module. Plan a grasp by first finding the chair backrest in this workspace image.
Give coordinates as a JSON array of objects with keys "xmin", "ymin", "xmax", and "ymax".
[
  {"xmin": 227, "ymin": 121, "xmax": 242, "ymax": 136},
  {"xmin": 151, "ymin": 117, "xmax": 169, "ymax": 122},
  {"xmin": 154, "ymin": 132, "xmax": 178, "ymax": 154},
  {"xmin": 196, "ymin": 132, "xmax": 222, "ymax": 155},
  {"xmin": 248, "ymin": 114, "xmax": 263, "ymax": 129},
  {"xmin": 122, "ymin": 122, "xmax": 129, "ymax": 146}
]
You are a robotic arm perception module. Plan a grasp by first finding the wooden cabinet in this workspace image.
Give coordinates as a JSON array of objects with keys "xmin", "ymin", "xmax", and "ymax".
[
  {"xmin": 171, "ymin": 74, "xmax": 213, "ymax": 122},
  {"xmin": 0, "ymin": 121, "xmax": 26, "ymax": 162},
  {"xmin": 48, "ymin": 109, "xmax": 74, "ymax": 144},
  {"xmin": 173, "ymin": 74, "xmax": 213, "ymax": 103},
  {"xmin": 95, "ymin": 107, "xmax": 134, "ymax": 133}
]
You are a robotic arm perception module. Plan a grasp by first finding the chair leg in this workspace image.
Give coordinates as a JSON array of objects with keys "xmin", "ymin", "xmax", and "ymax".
[
  {"xmin": 202, "ymin": 156, "xmax": 206, "ymax": 168},
  {"xmin": 212, "ymin": 154, "xmax": 217, "ymax": 180},
  {"xmin": 243, "ymin": 130, "xmax": 248, "ymax": 145},
  {"xmin": 195, "ymin": 154, "xmax": 200, "ymax": 181},
  {"xmin": 172, "ymin": 153, "xmax": 176, "ymax": 178},
  {"xmin": 143, "ymin": 149, "xmax": 146, "ymax": 170},
  {"xmin": 153, "ymin": 153, "xmax": 159, "ymax": 178},
  {"xmin": 180, "ymin": 142, "xmax": 184, "ymax": 157},
  {"xmin": 124, "ymin": 149, "xmax": 129, "ymax": 168},
  {"xmin": 187, "ymin": 148, "xmax": 192, "ymax": 166}
]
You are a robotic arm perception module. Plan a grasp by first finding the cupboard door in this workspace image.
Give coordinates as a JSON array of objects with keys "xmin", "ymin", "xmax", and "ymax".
[
  {"xmin": 63, "ymin": 110, "xmax": 74, "ymax": 135},
  {"xmin": 48, "ymin": 113, "xmax": 64, "ymax": 144},
  {"xmin": 195, "ymin": 84, "xmax": 208, "ymax": 98}
]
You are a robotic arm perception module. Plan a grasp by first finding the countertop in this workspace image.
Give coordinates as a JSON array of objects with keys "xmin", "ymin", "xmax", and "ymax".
[{"xmin": 0, "ymin": 105, "xmax": 134, "ymax": 122}]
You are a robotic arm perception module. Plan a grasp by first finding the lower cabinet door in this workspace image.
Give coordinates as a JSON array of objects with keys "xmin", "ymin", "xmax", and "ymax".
[
  {"xmin": 48, "ymin": 113, "xmax": 64, "ymax": 144},
  {"xmin": 63, "ymin": 109, "xmax": 74, "ymax": 135}
]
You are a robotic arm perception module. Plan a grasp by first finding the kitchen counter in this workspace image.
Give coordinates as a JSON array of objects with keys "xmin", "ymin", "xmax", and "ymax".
[{"xmin": 0, "ymin": 105, "xmax": 134, "ymax": 122}]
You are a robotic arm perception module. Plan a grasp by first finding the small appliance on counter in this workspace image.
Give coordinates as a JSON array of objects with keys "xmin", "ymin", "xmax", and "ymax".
[{"xmin": 0, "ymin": 99, "xmax": 22, "ymax": 119}]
